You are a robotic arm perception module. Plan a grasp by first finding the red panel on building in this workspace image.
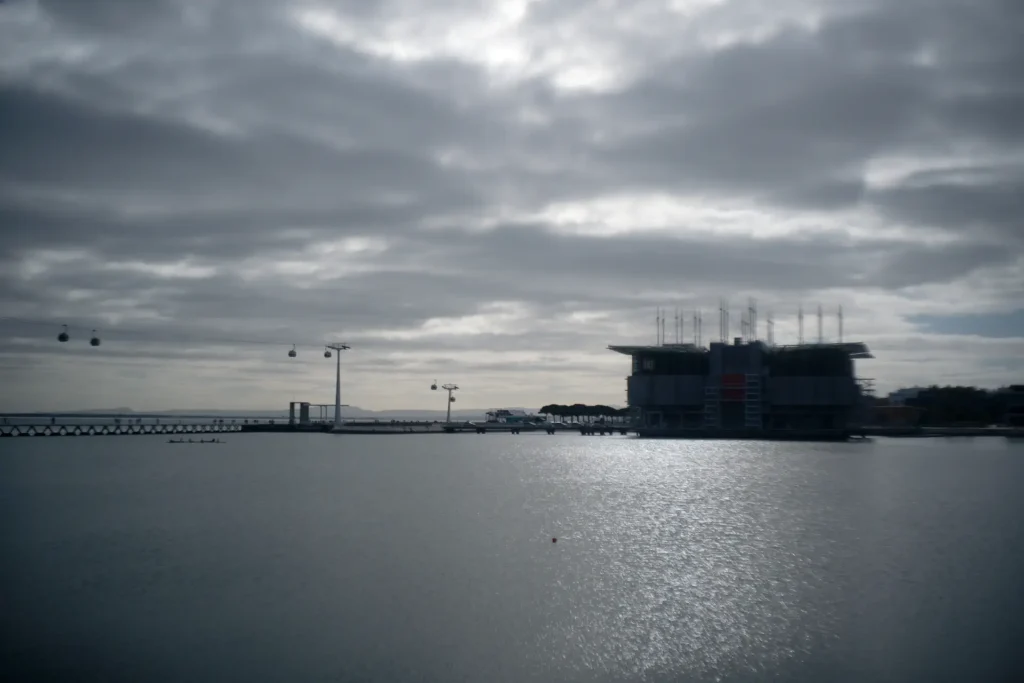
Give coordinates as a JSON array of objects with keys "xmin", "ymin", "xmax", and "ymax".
[{"xmin": 720, "ymin": 373, "xmax": 746, "ymax": 387}]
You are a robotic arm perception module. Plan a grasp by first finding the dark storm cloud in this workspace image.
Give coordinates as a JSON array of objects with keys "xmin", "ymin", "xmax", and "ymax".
[
  {"xmin": 872, "ymin": 243, "xmax": 1020, "ymax": 289},
  {"xmin": 4, "ymin": 0, "xmax": 1021, "ymax": 241},
  {"xmin": 2, "ymin": 0, "xmax": 1024, "ymax": 405},
  {"xmin": 429, "ymin": 224, "xmax": 1022, "ymax": 297},
  {"xmin": 0, "ymin": 196, "xmax": 452, "ymax": 261},
  {"xmin": 870, "ymin": 167, "xmax": 1024, "ymax": 244},
  {"xmin": 0, "ymin": 74, "xmax": 486, "ymax": 263},
  {"xmin": 0, "ymin": 262, "xmax": 531, "ymax": 342},
  {"xmin": 35, "ymin": 0, "xmax": 180, "ymax": 32},
  {"xmin": 0, "ymin": 83, "xmax": 252, "ymax": 187},
  {"xmin": 586, "ymin": 0, "xmax": 1024, "ymax": 226},
  {"xmin": 597, "ymin": 23, "xmax": 931, "ymax": 200},
  {"xmin": 431, "ymin": 223, "xmax": 852, "ymax": 292},
  {"xmin": 44, "ymin": 46, "xmax": 497, "ymax": 154},
  {"xmin": 206, "ymin": 56, "xmax": 489, "ymax": 147},
  {"xmin": 0, "ymin": 83, "xmax": 480, "ymax": 207}
]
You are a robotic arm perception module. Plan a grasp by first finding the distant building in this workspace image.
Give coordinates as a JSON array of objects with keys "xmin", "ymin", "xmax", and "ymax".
[
  {"xmin": 887, "ymin": 387, "xmax": 925, "ymax": 406},
  {"xmin": 609, "ymin": 337, "xmax": 874, "ymax": 440},
  {"xmin": 998, "ymin": 385, "xmax": 1024, "ymax": 427}
]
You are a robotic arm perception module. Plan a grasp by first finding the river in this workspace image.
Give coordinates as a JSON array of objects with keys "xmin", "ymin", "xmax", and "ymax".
[{"xmin": 2, "ymin": 434, "xmax": 1021, "ymax": 682}]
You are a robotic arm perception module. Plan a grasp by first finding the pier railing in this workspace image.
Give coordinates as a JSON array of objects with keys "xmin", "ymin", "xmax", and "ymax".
[
  {"xmin": 0, "ymin": 413, "xmax": 280, "ymax": 438},
  {"xmin": 0, "ymin": 423, "xmax": 243, "ymax": 437}
]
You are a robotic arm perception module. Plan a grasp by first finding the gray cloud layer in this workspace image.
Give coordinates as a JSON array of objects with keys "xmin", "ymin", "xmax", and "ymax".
[{"xmin": 1, "ymin": 0, "xmax": 1022, "ymax": 410}]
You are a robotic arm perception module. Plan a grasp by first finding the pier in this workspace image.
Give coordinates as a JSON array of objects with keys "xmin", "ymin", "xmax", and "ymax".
[
  {"xmin": 441, "ymin": 424, "xmax": 631, "ymax": 435},
  {"xmin": 0, "ymin": 412, "xmax": 277, "ymax": 438},
  {"xmin": 3, "ymin": 416, "xmax": 1019, "ymax": 439},
  {"xmin": 1, "ymin": 422, "xmax": 242, "ymax": 437}
]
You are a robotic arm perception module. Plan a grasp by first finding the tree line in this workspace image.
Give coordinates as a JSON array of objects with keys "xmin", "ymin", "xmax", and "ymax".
[
  {"xmin": 539, "ymin": 404, "xmax": 631, "ymax": 422},
  {"xmin": 880, "ymin": 385, "xmax": 1023, "ymax": 426}
]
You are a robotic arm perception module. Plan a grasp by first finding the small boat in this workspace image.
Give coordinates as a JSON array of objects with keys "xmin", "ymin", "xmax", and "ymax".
[{"xmin": 167, "ymin": 438, "xmax": 225, "ymax": 444}]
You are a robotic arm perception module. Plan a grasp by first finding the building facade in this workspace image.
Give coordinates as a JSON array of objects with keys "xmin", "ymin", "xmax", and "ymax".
[{"xmin": 610, "ymin": 338, "xmax": 873, "ymax": 439}]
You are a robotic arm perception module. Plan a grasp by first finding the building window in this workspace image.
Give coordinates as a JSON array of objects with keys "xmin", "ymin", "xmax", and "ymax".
[
  {"xmin": 632, "ymin": 357, "xmax": 640, "ymax": 373},
  {"xmin": 642, "ymin": 358, "xmax": 655, "ymax": 371}
]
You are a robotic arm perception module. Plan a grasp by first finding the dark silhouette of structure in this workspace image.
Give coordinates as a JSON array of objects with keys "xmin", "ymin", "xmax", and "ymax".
[{"xmin": 609, "ymin": 338, "xmax": 873, "ymax": 439}]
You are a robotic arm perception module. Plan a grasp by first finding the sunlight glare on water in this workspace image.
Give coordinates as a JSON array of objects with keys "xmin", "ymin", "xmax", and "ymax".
[{"xmin": 511, "ymin": 439, "xmax": 855, "ymax": 678}]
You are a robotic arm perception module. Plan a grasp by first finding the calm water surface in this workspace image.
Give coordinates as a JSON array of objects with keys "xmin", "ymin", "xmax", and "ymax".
[{"xmin": 2, "ymin": 435, "xmax": 1022, "ymax": 682}]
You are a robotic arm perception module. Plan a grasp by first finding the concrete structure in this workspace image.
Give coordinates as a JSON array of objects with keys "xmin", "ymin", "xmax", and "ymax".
[
  {"xmin": 289, "ymin": 402, "xmax": 347, "ymax": 425},
  {"xmin": 609, "ymin": 338, "xmax": 874, "ymax": 439}
]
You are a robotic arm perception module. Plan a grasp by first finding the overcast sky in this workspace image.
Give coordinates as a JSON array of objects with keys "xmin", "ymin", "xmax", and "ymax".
[{"xmin": 1, "ymin": 0, "xmax": 1022, "ymax": 412}]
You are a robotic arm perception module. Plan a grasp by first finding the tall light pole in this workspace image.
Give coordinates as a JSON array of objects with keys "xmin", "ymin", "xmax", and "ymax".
[
  {"xmin": 431, "ymin": 381, "xmax": 459, "ymax": 424},
  {"xmin": 325, "ymin": 343, "xmax": 351, "ymax": 427}
]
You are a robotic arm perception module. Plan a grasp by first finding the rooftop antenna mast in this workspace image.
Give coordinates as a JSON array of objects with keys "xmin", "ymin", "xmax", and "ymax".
[
  {"xmin": 838, "ymin": 305, "xmax": 844, "ymax": 343},
  {"xmin": 718, "ymin": 300, "xmax": 722, "ymax": 342},
  {"xmin": 675, "ymin": 307, "xmax": 680, "ymax": 344},
  {"xmin": 767, "ymin": 310, "xmax": 775, "ymax": 346},
  {"xmin": 719, "ymin": 298, "xmax": 730, "ymax": 343},
  {"xmin": 698, "ymin": 309, "xmax": 703, "ymax": 347},
  {"xmin": 749, "ymin": 297, "xmax": 757, "ymax": 342},
  {"xmin": 661, "ymin": 311, "xmax": 666, "ymax": 347},
  {"xmin": 655, "ymin": 307, "xmax": 661, "ymax": 345},
  {"xmin": 798, "ymin": 304, "xmax": 804, "ymax": 345},
  {"xmin": 817, "ymin": 304, "xmax": 824, "ymax": 344}
]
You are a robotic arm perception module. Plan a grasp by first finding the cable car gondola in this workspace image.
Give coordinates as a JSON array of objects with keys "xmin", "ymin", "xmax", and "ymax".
[
  {"xmin": 58, "ymin": 324, "xmax": 69, "ymax": 343},
  {"xmin": 324, "ymin": 347, "xmax": 332, "ymax": 358},
  {"xmin": 288, "ymin": 344, "xmax": 297, "ymax": 358},
  {"xmin": 89, "ymin": 329, "xmax": 101, "ymax": 347},
  {"xmin": 431, "ymin": 380, "xmax": 438, "ymax": 391}
]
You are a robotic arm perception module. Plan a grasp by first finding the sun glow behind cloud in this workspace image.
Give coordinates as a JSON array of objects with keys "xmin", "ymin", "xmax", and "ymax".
[{"xmin": 291, "ymin": 1, "xmax": 625, "ymax": 91}]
